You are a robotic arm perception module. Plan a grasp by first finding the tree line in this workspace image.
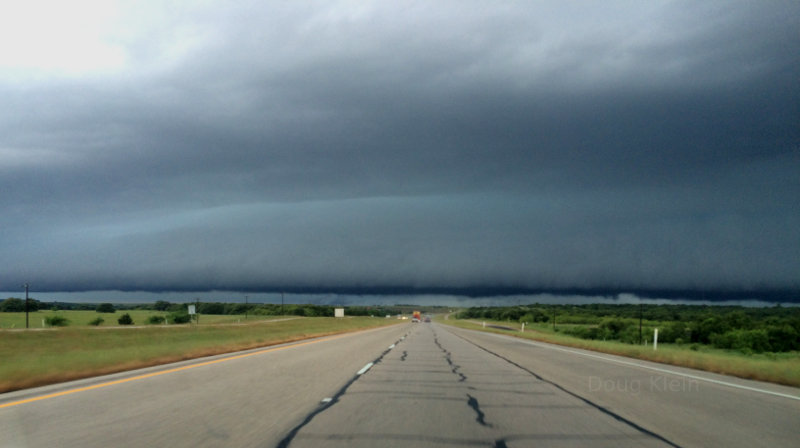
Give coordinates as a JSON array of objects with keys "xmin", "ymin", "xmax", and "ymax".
[
  {"xmin": 1, "ymin": 297, "xmax": 407, "ymax": 319},
  {"xmin": 457, "ymin": 303, "xmax": 800, "ymax": 353}
]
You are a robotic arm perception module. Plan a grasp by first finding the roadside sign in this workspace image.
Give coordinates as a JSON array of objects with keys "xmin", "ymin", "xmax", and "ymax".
[{"xmin": 188, "ymin": 305, "xmax": 196, "ymax": 315}]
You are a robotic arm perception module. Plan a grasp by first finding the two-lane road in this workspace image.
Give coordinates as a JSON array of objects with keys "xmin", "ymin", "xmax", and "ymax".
[
  {"xmin": 2, "ymin": 322, "xmax": 798, "ymax": 447},
  {"xmin": 283, "ymin": 323, "xmax": 674, "ymax": 447}
]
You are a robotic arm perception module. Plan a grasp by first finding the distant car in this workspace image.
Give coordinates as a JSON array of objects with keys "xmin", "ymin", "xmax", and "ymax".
[{"xmin": 424, "ymin": 317, "xmax": 431, "ymax": 323}]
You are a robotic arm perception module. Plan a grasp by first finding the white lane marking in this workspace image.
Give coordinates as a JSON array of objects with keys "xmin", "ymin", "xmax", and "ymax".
[
  {"xmin": 357, "ymin": 362, "xmax": 374, "ymax": 375},
  {"xmin": 389, "ymin": 344, "xmax": 395, "ymax": 349},
  {"xmin": 320, "ymin": 397, "xmax": 332, "ymax": 403},
  {"xmin": 481, "ymin": 331, "xmax": 800, "ymax": 401}
]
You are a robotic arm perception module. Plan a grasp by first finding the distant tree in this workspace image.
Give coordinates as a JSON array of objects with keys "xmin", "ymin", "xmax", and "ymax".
[
  {"xmin": 167, "ymin": 303, "xmax": 186, "ymax": 312},
  {"xmin": 89, "ymin": 317, "xmax": 104, "ymax": 326},
  {"xmin": 198, "ymin": 302, "xmax": 225, "ymax": 315},
  {"xmin": 96, "ymin": 303, "xmax": 116, "ymax": 313},
  {"xmin": 0, "ymin": 298, "xmax": 25, "ymax": 312},
  {"xmin": 35, "ymin": 301, "xmax": 51, "ymax": 311},
  {"xmin": 153, "ymin": 300, "xmax": 171, "ymax": 311},
  {"xmin": 118, "ymin": 313, "xmax": 134, "ymax": 325},
  {"xmin": 0, "ymin": 297, "xmax": 40, "ymax": 312}
]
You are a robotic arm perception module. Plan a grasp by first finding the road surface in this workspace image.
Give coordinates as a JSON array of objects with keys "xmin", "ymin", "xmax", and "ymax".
[{"xmin": 1, "ymin": 322, "xmax": 798, "ymax": 447}]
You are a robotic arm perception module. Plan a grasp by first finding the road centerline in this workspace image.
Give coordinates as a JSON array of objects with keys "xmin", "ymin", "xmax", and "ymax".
[{"xmin": 356, "ymin": 362, "xmax": 374, "ymax": 375}]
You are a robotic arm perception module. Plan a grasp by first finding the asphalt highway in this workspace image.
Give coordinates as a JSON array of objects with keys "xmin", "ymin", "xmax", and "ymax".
[{"xmin": 1, "ymin": 322, "xmax": 798, "ymax": 447}]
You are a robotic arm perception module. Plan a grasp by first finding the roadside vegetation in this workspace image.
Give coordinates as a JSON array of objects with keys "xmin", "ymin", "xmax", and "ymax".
[
  {"xmin": 0, "ymin": 297, "xmax": 412, "ymax": 393},
  {"xmin": 445, "ymin": 304, "xmax": 800, "ymax": 387},
  {"xmin": 0, "ymin": 298, "xmax": 411, "ymax": 329},
  {"xmin": 0, "ymin": 314, "xmax": 400, "ymax": 393}
]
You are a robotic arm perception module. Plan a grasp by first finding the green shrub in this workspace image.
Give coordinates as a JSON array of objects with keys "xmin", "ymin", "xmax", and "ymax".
[
  {"xmin": 88, "ymin": 317, "xmax": 104, "ymax": 326},
  {"xmin": 711, "ymin": 329, "xmax": 770, "ymax": 353},
  {"xmin": 147, "ymin": 315, "xmax": 166, "ymax": 325},
  {"xmin": 659, "ymin": 321, "xmax": 689, "ymax": 343},
  {"xmin": 519, "ymin": 310, "xmax": 550, "ymax": 323},
  {"xmin": 169, "ymin": 311, "xmax": 191, "ymax": 324},
  {"xmin": 767, "ymin": 325, "xmax": 799, "ymax": 352},
  {"xmin": 45, "ymin": 315, "xmax": 70, "ymax": 327},
  {"xmin": 599, "ymin": 318, "xmax": 631, "ymax": 338},
  {"xmin": 118, "ymin": 313, "xmax": 134, "ymax": 325},
  {"xmin": 618, "ymin": 326, "xmax": 642, "ymax": 344}
]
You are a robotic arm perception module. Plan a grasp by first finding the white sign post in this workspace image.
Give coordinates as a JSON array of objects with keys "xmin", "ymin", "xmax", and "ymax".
[
  {"xmin": 334, "ymin": 308, "xmax": 345, "ymax": 318},
  {"xmin": 188, "ymin": 304, "xmax": 198, "ymax": 324},
  {"xmin": 653, "ymin": 328, "xmax": 659, "ymax": 351}
]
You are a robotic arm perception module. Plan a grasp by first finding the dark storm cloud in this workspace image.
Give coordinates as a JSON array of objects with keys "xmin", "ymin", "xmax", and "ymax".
[{"xmin": 1, "ymin": 1, "xmax": 798, "ymax": 299}]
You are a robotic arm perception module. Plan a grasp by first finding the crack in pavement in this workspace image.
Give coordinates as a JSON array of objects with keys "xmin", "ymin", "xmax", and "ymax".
[
  {"xmin": 466, "ymin": 393, "xmax": 492, "ymax": 427},
  {"xmin": 432, "ymin": 328, "xmax": 498, "ymax": 432},
  {"xmin": 276, "ymin": 333, "xmax": 408, "ymax": 448},
  {"xmin": 449, "ymin": 329, "xmax": 683, "ymax": 448},
  {"xmin": 433, "ymin": 332, "xmax": 467, "ymax": 382}
]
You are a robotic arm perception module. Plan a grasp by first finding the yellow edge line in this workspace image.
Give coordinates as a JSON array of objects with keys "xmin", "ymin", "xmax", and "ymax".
[{"xmin": 0, "ymin": 333, "xmax": 350, "ymax": 409}]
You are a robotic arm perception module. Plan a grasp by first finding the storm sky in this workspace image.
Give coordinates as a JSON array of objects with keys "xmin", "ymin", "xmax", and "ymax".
[{"xmin": 1, "ymin": 1, "xmax": 798, "ymax": 299}]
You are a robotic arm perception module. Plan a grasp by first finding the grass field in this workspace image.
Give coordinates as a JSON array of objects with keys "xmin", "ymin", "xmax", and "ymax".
[
  {"xmin": 0, "ymin": 315, "xmax": 401, "ymax": 393},
  {"xmin": 439, "ymin": 317, "xmax": 800, "ymax": 388}
]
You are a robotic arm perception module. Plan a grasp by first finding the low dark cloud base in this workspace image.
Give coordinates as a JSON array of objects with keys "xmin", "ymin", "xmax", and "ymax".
[{"xmin": 1, "ymin": 1, "xmax": 798, "ymax": 303}]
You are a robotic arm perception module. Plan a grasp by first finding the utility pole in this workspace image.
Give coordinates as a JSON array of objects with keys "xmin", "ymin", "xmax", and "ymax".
[
  {"xmin": 281, "ymin": 292, "xmax": 284, "ymax": 316},
  {"xmin": 24, "ymin": 283, "xmax": 29, "ymax": 329},
  {"xmin": 552, "ymin": 306, "xmax": 556, "ymax": 331},
  {"xmin": 245, "ymin": 295, "xmax": 248, "ymax": 320}
]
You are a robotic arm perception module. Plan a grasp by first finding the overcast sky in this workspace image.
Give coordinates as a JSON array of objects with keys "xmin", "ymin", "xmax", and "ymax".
[{"xmin": 1, "ymin": 1, "xmax": 798, "ymax": 300}]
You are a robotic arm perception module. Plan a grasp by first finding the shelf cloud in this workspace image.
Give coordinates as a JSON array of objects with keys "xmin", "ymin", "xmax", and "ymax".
[{"xmin": 1, "ymin": 1, "xmax": 798, "ymax": 300}]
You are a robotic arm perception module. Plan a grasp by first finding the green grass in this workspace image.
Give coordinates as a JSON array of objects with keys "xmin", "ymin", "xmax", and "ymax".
[
  {"xmin": 0, "ymin": 310, "xmax": 303, "ymax": 328},
  {"xmin": 0, "ymin": 316, "xmax": 400, "ymax": 393},
  {"xmin": 440, "ymin": 317, "xmax": 800, "ymax": 388}
]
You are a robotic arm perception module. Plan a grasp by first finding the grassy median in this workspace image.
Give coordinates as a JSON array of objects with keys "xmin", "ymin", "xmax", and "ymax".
[
  {"xmin": 0, "ymin": 316, "xmax": 399, "ymax": 393},
  {"xmin": 440, "ymin": 317, "xmax": 800, "ymax": 388},
  {"xmin": 0, "ymin": 310, "xmax": 262, "ymax": 328}
]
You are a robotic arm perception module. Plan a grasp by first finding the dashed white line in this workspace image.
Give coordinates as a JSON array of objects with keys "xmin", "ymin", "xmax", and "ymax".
[{"xmin": 356, "ymin": 362, "xmax": 374, "ymax": 375}]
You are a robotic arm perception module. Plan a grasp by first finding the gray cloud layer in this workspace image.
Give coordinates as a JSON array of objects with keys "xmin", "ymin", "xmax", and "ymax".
[{"xmin": 1, "ymin": 1, "xmax": 798, "ymax": 297}]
